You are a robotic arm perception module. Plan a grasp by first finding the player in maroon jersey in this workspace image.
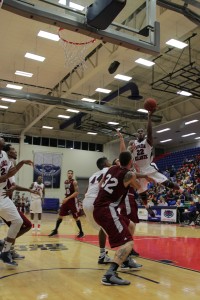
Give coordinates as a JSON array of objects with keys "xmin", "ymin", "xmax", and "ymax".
[
  {"xmin": 93, "ymin": 151, "xmax": 153, "ymax": 286},
  {"xmin": 49, "ymin": 170, "xmax": 84, "ymax": 238}
]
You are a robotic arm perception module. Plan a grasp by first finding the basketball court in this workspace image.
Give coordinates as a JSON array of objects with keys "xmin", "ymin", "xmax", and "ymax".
[{"xmin": 0, "ymin": 214, "xmax": 199, "ymax": 300}]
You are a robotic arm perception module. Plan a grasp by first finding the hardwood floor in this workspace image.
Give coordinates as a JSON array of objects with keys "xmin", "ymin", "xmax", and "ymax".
[{"xmin": 0, "ymin": 213, "xmax": 199, "ymax": 300}]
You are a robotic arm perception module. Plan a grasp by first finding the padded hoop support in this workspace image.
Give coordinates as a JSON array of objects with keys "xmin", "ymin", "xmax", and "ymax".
[{"xmin": 86, "ymin": 0, "xmax": 127, "ymax": 30}]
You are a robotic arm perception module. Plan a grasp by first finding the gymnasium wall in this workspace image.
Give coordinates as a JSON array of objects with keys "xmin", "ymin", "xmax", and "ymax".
[{"xmin": 12, "ymin": 143, "xmax": 105, "ymax": 201}]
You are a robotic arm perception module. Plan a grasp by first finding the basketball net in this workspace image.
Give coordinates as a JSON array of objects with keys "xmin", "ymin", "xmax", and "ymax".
[{"xmin": 58, "ymin": 28, "xmax": 96, "ymax": 71}]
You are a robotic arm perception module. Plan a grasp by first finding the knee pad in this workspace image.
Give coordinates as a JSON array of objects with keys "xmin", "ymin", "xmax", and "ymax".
[{"xmin": 7, "ymin": 217, "xmax": 23, "ymax": 239}]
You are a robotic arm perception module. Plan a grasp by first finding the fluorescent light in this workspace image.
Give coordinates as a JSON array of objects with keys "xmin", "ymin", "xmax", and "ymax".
[
  {"xmin": 87, "ymin": 132, "xmax": 97, "ymax": 135},
  {"xmin": 6, "ymin": 84, "xmax": 23, "ymax": 90},
  {"xmin": 15, "ymin": 70, "xmax": 33, "ymax": 77},
  {"xmin": 177, "ymin": 90, "xmax": 192, "ymax": 96},
  {"xmin": 42, "ymin": 126, "xmax": 53, "ymax": 129},
  {"xmin": 95, "ymin": 88, "xmax": 112, "ymax": 94},
  {"xmin": 66, "ymin": 109, "xmax": 79, "ymax": 113},
  {"xmin": 69, "ymin": 2, "xmax": 84, "ymax": 11},
  {"xmin": 114, "ymin": 74, "xmax": 132, "ymax": 81},
  {"xmin": 58, "ymin": 115, "xmax": 70, "ymax": 119},
  {"xmin": 195, "ymin": 137, "xmax": 200, "ymax": 140},
  {"xmin": 25, "ymin": 52, "xmax": 45, "ymax": 62},
  {"xmin": 38, "ymin": 30, "xmax": 59, "ymax": 41},
  {"xmin": 137, "ymin": 108, "xmax": 148, "ymax": 113},
  {"xmin": 135, "ymin": 58, "xmax": 155, "ymax": 67},
  {"xmin": 1, "ymin": 98, "xmax": 16, "ymax": 103},
  {"xmin": 185, "ymin": 120, "xmax": 198, "ymax": 125},
  {"xmin": 81, "ymin": 98, "xmax": 96, "ymax": 103},
  {"xmin": 160, "ymin": 139, "xmax": 172, "ymax": 143},
  {"xmin": 182, "ymin": 133, "xmax": 196, "ymax": 137},
  {"xmin": 108, "ymin": 122, "xmax": 119, "ymax": 125},
  {"xmin": 156, "ymin": 128, "xmax": 170, "ymax": 133},
  {"xmin": 0, "ymin": 105, "xmax": 8, "ymax": 109},
  {"xmin": 58, "ymin": 1, "xmax": 85, "ymax": 11},
  {"xmin": 166, "ymin": 39, "xmax": 188, "ymax": 49}
]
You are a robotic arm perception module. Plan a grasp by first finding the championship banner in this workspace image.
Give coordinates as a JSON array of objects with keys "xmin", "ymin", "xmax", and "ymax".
[{"xmin": 33, "ymin": 152, "xmax": 62, "ymax": 188}]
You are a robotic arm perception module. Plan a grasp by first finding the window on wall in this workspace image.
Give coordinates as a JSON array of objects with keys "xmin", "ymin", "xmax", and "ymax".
[
  {"xmin": 66, "ymin": 140, "xmax": 74, "ymax": 149},
  {"xmin": 42, "ymin": 137, "xmax": 49, "ymax": 146},
  {"xmin": 58, "ymin": 139, "xmax": 65, "ymax": 148},
  {"xmin": 50, "ymin": 138, "xmax": 57, "ymax": 147},
  {"xmin": 74, "ymin": 141, "xmax": 81, "ymax": 149},
  {"xmin": 24, "ymin": 136, "xmax": 32, "ymax": 144},
  {"xmin": 89, "ymin": 143, "xmax": 96, "ymax": 151},
  {"xmin": 33, "ymin": 137, "xmax": 41, "ymax": 145},
  {"xmin": 5, "ymin": 135, "xmax": 103, "ymax": 152}
]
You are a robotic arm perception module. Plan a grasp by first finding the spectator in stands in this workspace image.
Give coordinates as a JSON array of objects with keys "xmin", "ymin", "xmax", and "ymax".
[
  {"xmin": 182, "ymin": 200, "xmax": 197, "ymax": 225},
  {"xmin": 157, "ymin": 196, "xmax": 168, "ymax": 206},
  {"xmin": 176, "ymin": 199, "xmax": 184, "ymax": 207}
]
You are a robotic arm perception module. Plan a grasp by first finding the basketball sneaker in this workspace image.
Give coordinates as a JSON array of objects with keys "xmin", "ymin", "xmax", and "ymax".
[
  {"xmin": 11, "ymin": 249, "xmax": 25, "ymax": 260},
  {"xmin": 121, "ymin": 257, "xmax": 142, "ymax": 271},
  {"xmin": 1, "ymin": 251, "xmax": 18, "ymax": 268},
  {"xmin": 130, "ymin": 249, "xmax": 140, "ymax": 257},
  {"xmin": 101, "ymin": 271, "xmax": 130, "ymax": 286},
  {"xmin": 37, "ymin": 225, "xmax": 41, "ymax": 231},
  {"xmin": 98, "ymin": 251, "xmax": 112, "ymax": 264},
  {"xmin": 48, "ymin": 229, "xmax": 58, "ymax": 237},
  {"xmin": 76, "ymin": 232, "xmax": 85, "ymax": 238}
]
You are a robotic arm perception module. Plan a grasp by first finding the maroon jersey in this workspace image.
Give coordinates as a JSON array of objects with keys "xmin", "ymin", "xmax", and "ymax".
[
  {"xmin": 120, "ymin": 186, "xmax": 139, "ymax": 223},
  {"xmin": 94, "ymin": 165, "xmax": 129, "ymax": 208},
  {"xmin": 64, "ymin": 179, "xmax": 75, "ymax": 198}
]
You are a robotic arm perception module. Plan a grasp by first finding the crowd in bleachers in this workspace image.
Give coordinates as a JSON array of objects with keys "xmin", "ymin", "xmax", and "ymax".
[{"xmin": 137, "ymin": 152, "xmax": 200, "ymax": 225}]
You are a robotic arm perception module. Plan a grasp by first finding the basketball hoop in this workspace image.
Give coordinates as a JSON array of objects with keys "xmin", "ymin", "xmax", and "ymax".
[{"xmin": 58, "ymin": 28, "xmax": 96, "ymax": 70}]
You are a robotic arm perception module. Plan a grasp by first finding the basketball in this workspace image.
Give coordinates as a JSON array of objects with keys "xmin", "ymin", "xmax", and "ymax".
[{"xmin": 144, "ymin": 98, "xmax": 157, "ymax": 111}]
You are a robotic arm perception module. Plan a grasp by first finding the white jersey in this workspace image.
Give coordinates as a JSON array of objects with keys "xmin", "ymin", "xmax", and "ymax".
[
  {"xmin": 85, "ymin": 167, "xmax": 109, "ymax": 198},
  {"xmin": 83, "ymin": 167, "xmax": 109, "ymax": 230},
  {"xmin": 31, "ymin": 182, "xmax": 44, "ymax": 199},
  {"xmin": 131, "ymin": 139, "xmax": 153, "ymax": 173},
  {"xmin": 0, "ymin": 150, "xmax": 12, "ymax": 194}
]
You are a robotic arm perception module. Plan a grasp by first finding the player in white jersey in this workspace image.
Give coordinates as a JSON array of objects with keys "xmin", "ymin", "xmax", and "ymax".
[
  {"xmin": 83, "ymin": 157, "xmax": 112, "ymax": 264},
  {"xmin": 118, "ymin": 111, "xmax": 182, "ymax": 211},
  {"xmin": 30, "ymin": 176, "xmax": 45, "ymax": 231},
  {"xmin": 0, "ymin": 137, "xmax": 33, "ymax": 268}
]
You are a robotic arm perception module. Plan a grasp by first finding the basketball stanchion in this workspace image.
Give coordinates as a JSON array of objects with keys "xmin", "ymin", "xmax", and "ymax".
[{"xmin": 58, "ymin": 28, "xmax": 96, "ymax": 71}]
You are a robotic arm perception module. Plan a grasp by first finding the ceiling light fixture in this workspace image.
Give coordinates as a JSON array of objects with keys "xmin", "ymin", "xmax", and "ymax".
[
  {"xmin": 177, "ymin": 91, "xmax": 192, "ymax": 96},
  {"xmin": 137, "ymin": 108, "xmax": 148, "ymax": 113},
  {"xmin": 58, "ymin": 115, "xmax": 70, "ymax": 119},
  {"xmin": 108, "ymin": 122, "xmax": 119, "ymax": 125},
  {"xmin": 0, "ymin": 105, "xmax": 8, "ymax": 109},
  {"xmin": 6, "ymin": 84, "xmax": 23, "ymax": 90},
  {"xmin": 87, "ymin": 132, "xmax": 97, "ymax": 135},
  {"xmin": 185, "ymin": 120, "xmax": 198, "ymax": 125},
  {"xmin": 42, "ymin": 126, "xmax": 53, "ymax": 129},
  {"xmin": 195, "ymin": 137, "xmax": 200, "ymax": 140},
  {"xmin": 81, "ymin": 98, "xmax": 96, "ymax": 103},
  {"xmin": 160, "ymin": 139, "xmax": 172, "ymax": 143},
  {"xmin": 135, "ymin": 58, "xmax": 155, "ymax": 67},
  {"xmin": 38, "ymin": 30, "xmax": 59, "ymax": 41},
  {"xmin": 166, "ymin": 39, "xmax": 188, "ymax": 49},
  {"xmin": 156, "ymin": 128, "xmax": 171, "ymax": 133},
  {"xmin": 66, "ymin": 109, "xmax": 79, "ymax": 113},
  {"xmin": 1, "ymin": 98, "xmax": 16, "ymax": 103},
  {"xmin": 182, "ymin": 133, "xmax": 196, "ymax": 137},
  {"xmin": 114, "ymin": 74, "xmax": 132, "ymax": 81},
  {"xmin": 15, "ymin": 70, "xmax": 33, "ymax": 77},
  {"xmin": 25, "ymin": 53, "xmax": 45, "ymax": 62},
  {"xmin": 95, "ymin": 88, "xmax": 112, "ymax": 94},
  {"xmin": 58, "ymin": 1, "xmax": 85, "ymax": 11}
]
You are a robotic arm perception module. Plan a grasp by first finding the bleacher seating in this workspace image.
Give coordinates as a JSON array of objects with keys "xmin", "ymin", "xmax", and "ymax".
[{"xmin": 155, "ymin": 147, "xmax": 200, "ymax": 172}]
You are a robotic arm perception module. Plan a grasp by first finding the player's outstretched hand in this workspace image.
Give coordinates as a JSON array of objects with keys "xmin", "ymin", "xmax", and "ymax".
[{"xmin": 22, "ymin": 160, "xmax": 34, "ymax": 166}]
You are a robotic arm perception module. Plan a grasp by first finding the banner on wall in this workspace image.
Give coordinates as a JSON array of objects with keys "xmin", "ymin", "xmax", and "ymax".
[
  {"xmin": 33, "ymin": 152, "xmax": 62, "ymax": 188},
  {"xmin": 138, "ymin": 208, "xmax": 148, "ymax": 220},
  {"xmin": 161, "ymin": 208, "xmax": 177, "ymax": 223}
]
